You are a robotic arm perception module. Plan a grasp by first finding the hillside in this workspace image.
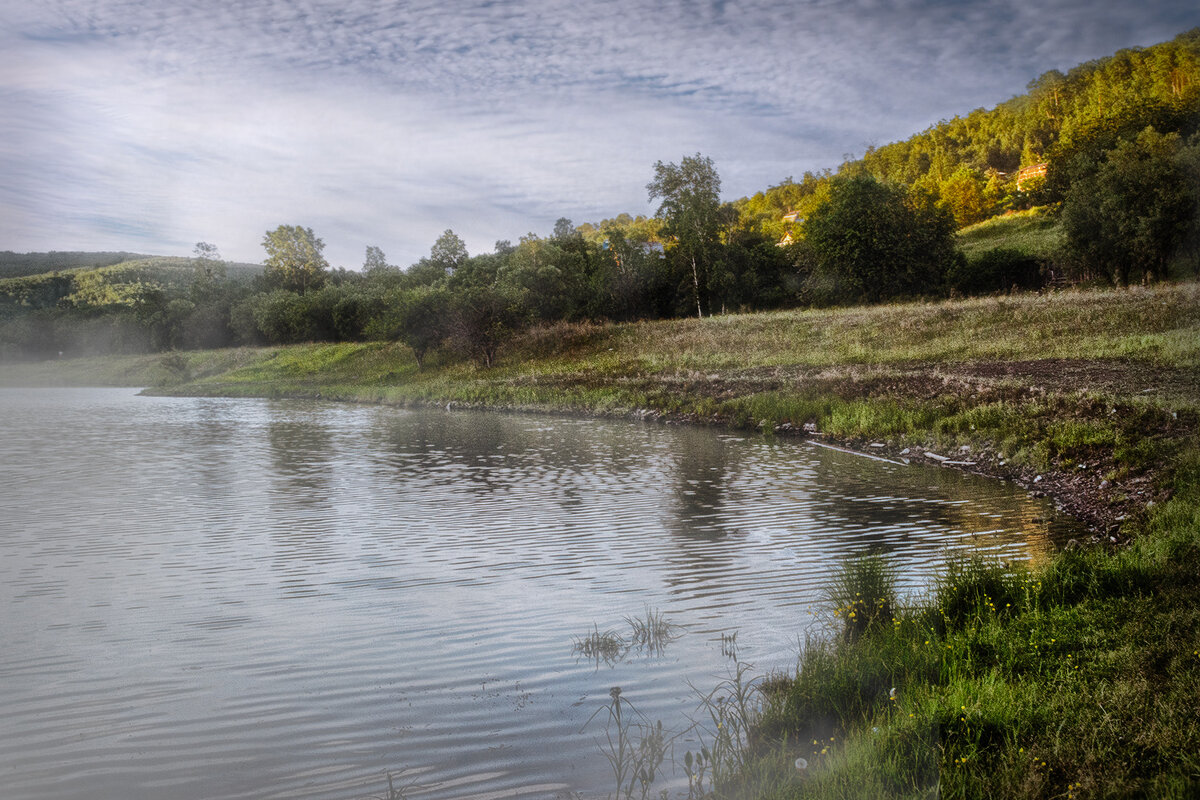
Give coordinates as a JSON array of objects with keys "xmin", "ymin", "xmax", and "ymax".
[
  {"xmin": 0, "ymin": 250, "xmax": 150, "ymax": 279},
  {"xmin": 955, "ymin": 208, "xmax": 1065, "ymax": 260},
  {"xmin": 0, "ymin": 257, "xmax": 259, "ymax": 306},
  {"xmin": 733, "ymin": 28, "xmax": 1200, "ymax": 238}
]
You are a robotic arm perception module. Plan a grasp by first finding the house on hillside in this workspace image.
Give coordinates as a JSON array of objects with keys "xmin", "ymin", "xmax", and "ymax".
[
  {"xmin": 1016, "ymin": 162, "xmax": 1047, "ymax": 191},
  {"xmin": 777, "ymin": 210, "xmax": 803, "ymax": 247}
]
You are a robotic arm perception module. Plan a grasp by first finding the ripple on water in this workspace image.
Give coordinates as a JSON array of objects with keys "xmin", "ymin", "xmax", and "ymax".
[{"xmin": 0, "ymin": 388, "xmax": 1082, "ymax": 800}]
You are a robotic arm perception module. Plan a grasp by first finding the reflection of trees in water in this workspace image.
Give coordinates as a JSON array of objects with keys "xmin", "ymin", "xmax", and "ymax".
[
  {"xmin": 267, "ymin": 417, "xmax": 334, "ymax": 506},
  {"xmin": 261, "ymin": 407, "xmax": 342, "ymax": 587},
  {"xmin": 804, "ymin": 448, "xmax": 1056, "ymax": 564},
  {"xmin": 658, "ymin": 430, "xmax": 747, "ymax": 595},
  {"xmin": 181, "ymin": 398, "xmax": 254, "ymax": 501},
  {"xmin": 666, "ymin": 429, "xmax": 739, "ymax": 541},
  {"xmin": 660, "ymin": 439, "xmax": 1070, "ymax": 601},
  {"xmin": 368, "ymin": 410, "xmax": 663, "ymax": 506}
]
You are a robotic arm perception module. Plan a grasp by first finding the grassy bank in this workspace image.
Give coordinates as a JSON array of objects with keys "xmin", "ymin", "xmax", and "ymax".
[{"xmin": 6, "ymin": 282, "xmax": 1199, "ymax": 798}]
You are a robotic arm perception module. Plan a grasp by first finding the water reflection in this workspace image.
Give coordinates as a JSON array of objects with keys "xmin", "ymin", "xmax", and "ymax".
[
  {"xmin": 267, "ymin": 417, "xmax": 335, "ymax": 508},
  {"xmin": 0, "ymin": 389, "xmax": 1082, "ymax": 800},
  {"xmin": 668, "ymin": 429, "xmax": 740, "ymax": 541}
]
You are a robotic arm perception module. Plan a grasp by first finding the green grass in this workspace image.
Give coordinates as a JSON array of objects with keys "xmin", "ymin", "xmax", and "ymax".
[
  {"xmin": 744, "ymin": 484, "xmax": 1200, "ymax": 798},
  {"xmin": 956, "ymin": 208, "xmax": 1065, "ymax": 261}
]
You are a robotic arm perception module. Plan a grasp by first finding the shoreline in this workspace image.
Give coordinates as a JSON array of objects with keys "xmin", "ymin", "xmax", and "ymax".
[{"xmin": 144, "ymin": 380, "xmax": 1153, "ymax": 543}]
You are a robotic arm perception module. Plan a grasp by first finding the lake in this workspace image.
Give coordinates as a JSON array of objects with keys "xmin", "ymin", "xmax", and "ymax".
[{"xmin": 0, "ymin": 387, "xmax": 1081, "ymax": 799}]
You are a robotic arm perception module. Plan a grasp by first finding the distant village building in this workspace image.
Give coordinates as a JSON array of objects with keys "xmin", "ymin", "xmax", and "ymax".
[
  {"xmin": 1016, "ymin": 162, "xmax": 1048, "ymax": 191},
  {"xmin": 777, "ymin": 210, "xmax": 803, "ymax": 247}
]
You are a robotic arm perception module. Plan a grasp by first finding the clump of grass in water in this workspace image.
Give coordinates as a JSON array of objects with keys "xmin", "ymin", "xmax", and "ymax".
[
  {"xmin": 572, "ymin": 624, "xmax": 627, "ymax": 666},
  {"xmin": 574, "ymin": 609, "xmax": 681, "ymax": 666},
  {"xmin": 826, "ymin": 554, "xmax": 897, "ymax": 641},
  {"xmin": 624, "ymin": 606, "xmax": 682, "ymax": 655},
  {"xmin": 378, "ymin": 769, "xmax": 420, "ymax": 800},
  {"xmin": 584, "ymin": 686, "xmax": 671, "ymax": 800},
  {"xmin": 719, "ymin": 629, "xmax": 738, "ymax": 660}
]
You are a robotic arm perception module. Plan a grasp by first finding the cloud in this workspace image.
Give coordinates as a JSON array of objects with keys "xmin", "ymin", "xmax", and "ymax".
[{"xmin": 1, "ymin": 0, "xmax": 1197, "ymax": 266}]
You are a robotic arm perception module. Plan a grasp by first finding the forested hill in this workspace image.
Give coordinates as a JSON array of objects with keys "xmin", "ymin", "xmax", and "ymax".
[
  {"xmin": 0, "ymin": 251, "xmax": 150, "ymax": 279},
  {"xmin": 734, "ymin": 28, "xmax": 1200, "ymax": 236}
]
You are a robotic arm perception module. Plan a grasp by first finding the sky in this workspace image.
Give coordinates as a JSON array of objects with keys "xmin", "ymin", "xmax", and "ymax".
[{"xmin": 1, "ymin": 1, "xmax": 1197, "ymax": 269}]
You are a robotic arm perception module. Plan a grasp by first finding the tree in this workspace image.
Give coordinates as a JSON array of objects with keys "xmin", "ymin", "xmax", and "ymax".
[
  {"xmin": 590, "ymin": 225, "xmax": 671, "ymax": 321},
  {"xmin": 193, "ymin": 241, "xmax": 221, "ymax": 262},
  {"xmin": 804, "ymin": 174, "xmax": 958, "ymax": 304},
  {"xmin": 363, "ymin": 245, "xmax": 389, "ymax": 273},
  {"xmin": 395, "ymin": 287, "xmax": 452, "ymax": 368},
  {"xmin": 408, "ymin": 229, "xmax": 469, "ymax": 285},
  {"xmin": 552, "ymin": 217, "xmax": 576, "ymax": 241},
  {"xmin": 939, "ymin": 168, "xmax": 991, "ymax": 228},
  {"xmin": 429, "ymin": 229, "xmax": 468, "ymax": 273},
  {"xmin": 1061, "ymin": 127, "xmax": 1197, "ymax": 285},
  {"xmin": 647, "ymin": 154, "xmax": 726, "ymax": 317},
  {"xmin": 451, "ymin": 285, "xmax": 525, "ymax": 368},
  {"xmin": 191, "ymin": 241, "xmax": 225, "ymax": 282},
  {"xmin": 499, "ymin": 233, "xmax": 591, "ymax": 321},
  {"xmin": 262, "ymin": 225, "xmax": 329, "ymax": 293}
]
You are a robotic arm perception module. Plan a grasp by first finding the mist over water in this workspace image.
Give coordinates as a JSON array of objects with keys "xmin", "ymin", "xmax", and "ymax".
[{"xmin": 0, "ymin": 388, "xmax": 1081, "ymax": 800}]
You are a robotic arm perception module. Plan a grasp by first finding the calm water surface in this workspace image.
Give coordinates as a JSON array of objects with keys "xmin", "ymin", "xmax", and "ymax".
[{"xmin": 0, "ymin": 388, "xmax": 1081, "ymax": 800}]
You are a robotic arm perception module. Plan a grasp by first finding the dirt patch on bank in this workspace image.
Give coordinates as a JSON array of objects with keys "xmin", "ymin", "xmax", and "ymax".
[
  {"xmin": 940, "ymin": 358, "xmax": 1199, "ymax": 400},
  {"xmin": 700, "ymin": 358, "xmax": 1198, "ymax": 403}
]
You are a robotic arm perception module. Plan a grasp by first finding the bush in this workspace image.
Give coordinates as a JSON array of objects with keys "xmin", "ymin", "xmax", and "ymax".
[
  {"xmin": 947, "ymin": 248, "xmax": 1045, "ymax": 295},
  {"xmin": 804, "ymin": 175, "xmax": 959, "ymax": 305}
]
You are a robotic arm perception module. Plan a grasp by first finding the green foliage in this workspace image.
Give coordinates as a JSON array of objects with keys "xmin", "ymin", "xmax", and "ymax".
[
  {"xmin": 848, "ymin": 29, "xmax": 1200, "ymax": 220},
  {"xmin": 947, "ymin": 248, "xmax": 1044, "ymax": 295},
  {"xmin": 588, "ymin": 225, "xmax": 672, "ymax": 321},
  {"xmin": 450, "ymin": 284, "xmax": 526, "ymax": 368},
  {"xmin": 939, "ymin": 167, "xmax": 993, "ymax": 228},
  {"xmin": 647, "ymin": 153, "xmax": 726, "ymax": 317},
  {"xmin": 1061, "ymin": 128, "xmax": 1200, "ymax": 285},
  {"xmin": 0, "ymin": 250, "xmax": 146, "ymax": 279},
  {"xmin": 367, "ymin": 286, "xmax": 452, "ymax": 368},
  {"xmin": 498, "ymin": 233, "xmax": 585, "ymax": 321},
  {"xmin": 362, "ymin": 245, "xmax": 389, "ymax": 273},
  {"xmin": 827, "ymin": 556, "xmax": 898, "ymax": 641},
  {"xmin": 955, "ymin": 208, "xmax": 1064, "ymax": 261},
  {"xmin": 261, "ymin": 224, "xmax": 329, "ymax": 293},
  {"xmin": 804, "ymin": 175, "xmax": 960, "ymax": 304}
]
